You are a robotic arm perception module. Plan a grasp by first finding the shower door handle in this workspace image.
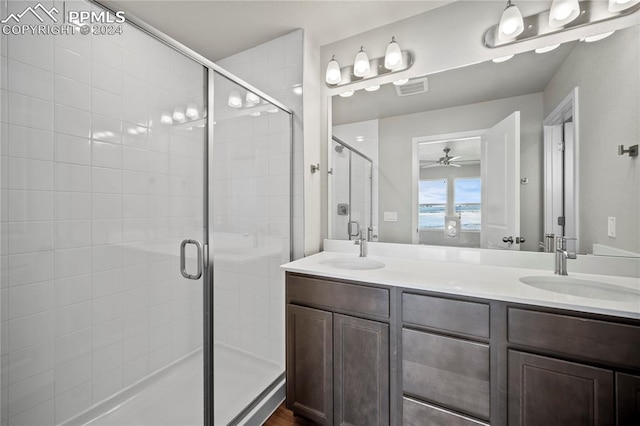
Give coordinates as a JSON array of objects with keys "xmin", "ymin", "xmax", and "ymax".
[{"xmin": 180, "ymin": 239, "xmax": 203, "ymax": 280}]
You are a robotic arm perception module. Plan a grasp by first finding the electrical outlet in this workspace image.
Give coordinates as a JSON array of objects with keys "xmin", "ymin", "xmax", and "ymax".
[
  {"xmin": 383, "ymin": 212, "xmax": 398, "ymax": 222},
  {"xmin": 608, "ymin": 217, "xmax": 616, "ymax": 238}
]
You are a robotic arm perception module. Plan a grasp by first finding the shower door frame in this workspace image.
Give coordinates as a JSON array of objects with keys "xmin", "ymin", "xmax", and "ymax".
[{"xmin": 92, "ymin": 2, "xmax": 294, "ymax": 424}]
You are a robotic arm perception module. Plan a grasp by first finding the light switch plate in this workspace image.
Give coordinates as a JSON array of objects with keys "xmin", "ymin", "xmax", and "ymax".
[{"xmin": 384, "ymin": 212, "xmax": 398, "ymax": 222}]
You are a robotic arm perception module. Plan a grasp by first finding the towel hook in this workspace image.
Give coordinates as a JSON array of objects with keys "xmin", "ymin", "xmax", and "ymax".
[{"xmin": 618, "ymin": 144, "xmax": 638, "ymax": 157}]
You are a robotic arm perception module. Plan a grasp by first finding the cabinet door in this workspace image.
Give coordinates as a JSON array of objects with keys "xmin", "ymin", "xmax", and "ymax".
[
  {"xmin": 286, "ymin": 305, "xmax": 333, "ymax": 425},
  {"xmin": 334, "ymin": 314, "xmax": 389, "ymax": 426},
  {"xmin": 508, "ymin": 350, "xmax": 614, "ymax": 425},
  {"xmin": 617, "ymin": 372, "xmax": 640, "ymax": 425}
]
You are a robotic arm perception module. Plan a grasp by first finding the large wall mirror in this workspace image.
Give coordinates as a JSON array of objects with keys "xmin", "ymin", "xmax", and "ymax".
[{"xmin": 329, "ymin": 23, "xmax": 639, "ymax": 257}]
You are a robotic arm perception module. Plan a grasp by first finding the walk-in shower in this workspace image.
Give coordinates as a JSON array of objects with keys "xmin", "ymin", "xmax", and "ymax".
[{"xmin": 0, "ymin": 1, "xmax": 292, "ymax": 424}]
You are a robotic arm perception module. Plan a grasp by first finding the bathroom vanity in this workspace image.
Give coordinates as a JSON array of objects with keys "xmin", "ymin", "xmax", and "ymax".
[{"xmin": 282, "ymin": 248, "xmax": 640, "ymax": 425}]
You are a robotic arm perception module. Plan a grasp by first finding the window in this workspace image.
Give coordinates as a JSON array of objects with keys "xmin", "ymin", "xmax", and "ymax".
[
  {"xmin": 454, "ymin": 178, "xmax": 481, "ymax": 231},
  {"xmin": 418, "ymin": 177, "xmax": 482, "ymax": 231},
  {"xmin": 419, "ymin": 179, "xmax": 447, "ymax": 229}
]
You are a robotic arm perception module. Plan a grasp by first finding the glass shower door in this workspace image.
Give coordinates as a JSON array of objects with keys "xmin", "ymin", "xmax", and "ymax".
[
  {"xmin": 350, "ymin": 152, "xmax": 373, "ymax": 240},
  {"xmin": 210, "ymin": 71, "xmax": 291, "ymax": 424}
]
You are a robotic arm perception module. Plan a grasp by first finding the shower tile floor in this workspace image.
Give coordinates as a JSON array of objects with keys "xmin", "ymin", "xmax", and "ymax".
[{"xmin": 84, "ymin": 344, "xmax": 282, "ymax": 426}]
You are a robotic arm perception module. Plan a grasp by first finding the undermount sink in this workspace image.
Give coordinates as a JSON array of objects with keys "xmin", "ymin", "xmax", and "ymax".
[
  {"xmin": 320, "ymin": 257, "xmax": 385, "ymax": 270},
  {"xmin": 519, "ymin": 276, "xmax": 640, "ymax": 302}
]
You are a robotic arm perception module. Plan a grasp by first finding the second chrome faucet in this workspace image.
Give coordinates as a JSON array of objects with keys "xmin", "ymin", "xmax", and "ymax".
[{"xmin": 555, "ymin": 236, "xmax": 577, "ymax": 275}]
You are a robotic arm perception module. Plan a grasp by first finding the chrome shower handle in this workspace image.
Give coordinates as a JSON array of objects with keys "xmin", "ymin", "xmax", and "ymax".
[{"xmin": 180, "ymin": 239, "xmax": 203, "ymax": 280}]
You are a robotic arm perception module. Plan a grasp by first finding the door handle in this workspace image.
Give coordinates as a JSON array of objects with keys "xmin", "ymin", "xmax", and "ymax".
[
  {"xmin": 180, "ymin": 239, "xmax": 203, "ymax": 280},
  {"xmin": 502, "ymin": 236, "xmax": 514, "ymax": 244}
]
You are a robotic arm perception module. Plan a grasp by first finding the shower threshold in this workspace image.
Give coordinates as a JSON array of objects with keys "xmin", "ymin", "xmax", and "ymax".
[{"xmin": 66, "ymin": 344, "xmax": 283, "ymax": 426}]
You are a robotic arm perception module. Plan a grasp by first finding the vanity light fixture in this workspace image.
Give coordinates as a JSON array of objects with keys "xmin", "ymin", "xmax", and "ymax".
[
  {"xmin": 484, "ymin": 1, "xmax": 639, "ymax": 48},
  {"xmin": 325, "ymin": 55, "xmax": 342, "ymax": 85},
  {"xmin": 609, "ymin": 0, "xmax": 640, "ymax": 12},
  {"xmin": 339, "ymin": 90, "xmax": 355, "ymax": 97},
  {"xmin": 393, "ymin": 78, "xmax": 409, "ymax": 86},
  {"xmin": 245, "ymin": 92, "xmax": 260, "ymax": 105},
  {"xmin": 365, "ymin": 85, "xmax": 380, "ymax": 92},
  {"xmin": 498, "ymin": 0, "xmax": 524, "ymax": 40},
  {"xmin": 535, "ymin": 44, "xmax": 561, "ymax": 53},
  {"xmin": 384, "ymin": 37, "xmax": 403, "ymax": 70},
  {"xmin": 492, "ymin": 54, "xmax": 515, "ymax": 63},
  {"xmin": 172, "ymin": 107, "xmax": 186, "ymax": 122},
  {"xmin": 549, "ymin": 0, "xmax": 581, "ymax": 27},
  {"xmin": 353, "ymin": 46, "xmax": 371, "ymax": 77},
  {"xmin": 228, "ymin": 90, "xmax": 242, "ymax": 108},
  {"xmin": 185, "ymin": 102, "xmax": 199, "ymax": 119},
  {"xmin": 325, "ymin": 44, "xmax": 413, "ymax": 88},
  {"xmin": 160, "ymin": 112, "xmax": 173, "ymax": 125},
  {"xmin": 582, "ymin": 31, "xmax": 615, "ymax": 42}
]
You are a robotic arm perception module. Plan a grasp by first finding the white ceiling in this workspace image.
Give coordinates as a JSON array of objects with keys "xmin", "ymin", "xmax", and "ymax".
[
  {"xmin": 419, "ymin": 137, "xmax": 481, "ymax": 163},
  {"xmin": 105, "ymin": 0, "xmax": 451, "ymax": 61}
]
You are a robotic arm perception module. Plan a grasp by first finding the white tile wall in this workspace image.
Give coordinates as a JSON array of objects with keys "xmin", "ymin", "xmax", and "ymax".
[
  {"xmin": 1, "ymin": 1, "xmax": 205, "ymax": 423},
  {"xmin": 213, "ymin": 30, "xmax": 302, "ymax": 368}
]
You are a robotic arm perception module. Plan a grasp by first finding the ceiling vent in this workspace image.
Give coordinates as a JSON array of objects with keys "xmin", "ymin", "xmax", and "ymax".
[{"xmin": 395, "ymin": 77, "xmax": 429, "ymax": 96}]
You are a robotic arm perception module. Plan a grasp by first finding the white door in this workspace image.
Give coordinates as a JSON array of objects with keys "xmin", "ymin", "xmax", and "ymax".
[{"xmin": 481, "ymin": 112, "xmax": 521, "ymax": 250}]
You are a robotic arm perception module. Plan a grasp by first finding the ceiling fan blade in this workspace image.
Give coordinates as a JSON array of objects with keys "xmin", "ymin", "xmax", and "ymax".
[
  {"xmin": 421, "ymin": 163, "xmax": 442, "ymax": 168},
  {"xmin": 449, "ymin": 163, "xmax": 462, "ymax": 167},
  {"xmin": 449, "ymin": 156, "xmax": 462, "ymax": 161}
]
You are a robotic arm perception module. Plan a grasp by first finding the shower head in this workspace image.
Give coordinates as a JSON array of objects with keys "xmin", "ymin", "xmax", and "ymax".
[{"xmin": 334, "ymin": 145, "xmax": 344, "ymax": 153}]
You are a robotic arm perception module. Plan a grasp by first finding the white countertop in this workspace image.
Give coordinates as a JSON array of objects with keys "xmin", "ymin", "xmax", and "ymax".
[{"xmin": 281, "ymin": 250, "xmax": 640, "ymax": 320}]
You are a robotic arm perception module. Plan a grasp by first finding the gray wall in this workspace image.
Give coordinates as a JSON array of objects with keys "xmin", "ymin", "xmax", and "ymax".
[
  {"xmin": 378, "ymin": 93, "xmax": 543, "ymax": 250},
  {"xmin": 543, "ymin": 26, "xmax": 639, "ymax": 256}
]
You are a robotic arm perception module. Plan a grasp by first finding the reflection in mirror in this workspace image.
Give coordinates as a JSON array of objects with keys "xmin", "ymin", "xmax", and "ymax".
[{"xmin": 330, "ymin": 24, "xmax": 639, "ymax": 257}]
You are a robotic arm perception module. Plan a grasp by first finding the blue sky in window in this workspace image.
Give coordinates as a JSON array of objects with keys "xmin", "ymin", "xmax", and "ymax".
[
  {"xmin": 419, "ymin": 180, "xmax": 447, "ymax": 204},
  {"xmin": 455, "ymin": 178, "xmax": 481, "ymax": 203}
]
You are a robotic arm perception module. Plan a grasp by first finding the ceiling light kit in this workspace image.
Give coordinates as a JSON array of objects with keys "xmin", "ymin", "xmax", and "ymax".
[
  {"xmin": 325, "ymin": 36, "xmax": 414, "ymax": 90},
  {"xmin": 485, "ymin": 0, "xmax": 640, "ymax": 48}
]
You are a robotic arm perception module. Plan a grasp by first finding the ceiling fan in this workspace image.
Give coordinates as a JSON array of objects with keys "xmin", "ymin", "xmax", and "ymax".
[{"xmin": 421, "ymin": 147, "xmax": 462, "ymax": 168}]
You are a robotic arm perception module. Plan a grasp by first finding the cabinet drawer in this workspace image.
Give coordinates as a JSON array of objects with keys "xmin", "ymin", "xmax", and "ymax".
[
  {"xmin": 403, "ymin": 398, "xmax": 488, "ymax": 426},
  {"xmin": 287, "ymin": 273, "xmax": 389, "ymax": 319},
  {"xmin": 508, "ymin": 308, "xmax": 640, "ymax": 368},
  {"xmin": 402, "ymin": 328, "xmax": 490, "ymax": 420},
  {"xmin": 402, "ymin": 293, "xmax": 489, "ymax": 339}
]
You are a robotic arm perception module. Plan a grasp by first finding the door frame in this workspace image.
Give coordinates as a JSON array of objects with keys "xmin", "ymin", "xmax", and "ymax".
[
  {"xmin": 543, "ymin": 88, "xmax": 580, "ymax": 243},
  {"xmin": 412, "ymin": 130, "xmax": 486, "ymax": 244}
]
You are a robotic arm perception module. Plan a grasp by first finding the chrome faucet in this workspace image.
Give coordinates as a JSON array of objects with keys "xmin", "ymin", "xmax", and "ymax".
[
  {"xmin": 354, "ymin": 230, "xmax": 367, "ymax": 258},
  {"xmin": 555, "ymin": 236, "xmax": 577, "ymax": 275}
]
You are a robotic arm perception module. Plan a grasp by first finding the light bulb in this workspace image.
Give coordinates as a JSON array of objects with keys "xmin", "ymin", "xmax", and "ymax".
[
  {"xmin": 185, "ymin": 102, "xmax": 199, "ymax": 119},
  {"xmin": 583, "ymin": 31, "xmax": 615, "ymax": 42},
  {"xmin": 535, "ymin": 44, "xmax": 561, "ymax": 53},
  {"xmin": 160, "ymin": 112, "xmax": 173, "ymax": 125},
  {"xmin": 365, "ymin": 85, "xmax": 380, "ymax": 92},
  {"xmin": 228, "ymin": 91, "xmax": 242, "ymax": 108},
  {"xmin": 246, "ymin": 92, "xmax": 260, "ymax": 104},
  {"xmin": 609, "ymin": 0, "xmax": 639, "ymax": 12},
  {"xmin": 325, "ymin": 55, "xmax": 341, "ymax": 85},
  {"xmin": 498, "ymin": 1, "xmax": 524, "ymax": 40},
  {"xmin": 393, "ymin": 78, "xmax": 409, "ymax": 86},
  {"xmin": 353, "ymin": 47, "xmax": 370, "ymax": 78},
  {"xmin": 172, "ymin": 107, "xmax": 186, "ymax": 122},
  {"xmin": 339, "ymin": 90, "xmax": 354, "ymax": 97},
  {"xmin": 549, "ymin": 0, "xmax": 580, "ymax": 28},
  {"xmin": 384, "ymin": 37, "xmax": 403, "ymax": 70},
  {"xmin": 492, "ymin": 54, "xmax": 515, "ymax": 63}
]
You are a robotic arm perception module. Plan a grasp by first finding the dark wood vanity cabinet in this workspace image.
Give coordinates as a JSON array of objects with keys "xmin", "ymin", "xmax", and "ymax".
[
  {"xmin": 286, "ymin": 273, "xmax": 392, "ymax": 426},
  {"xmin": 508, "ymin": 350, "xmax": 615, "ymax": 425},
  {"xmin": 286, "ymin": 272, "xmax": 640, "ymax": 426}
]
